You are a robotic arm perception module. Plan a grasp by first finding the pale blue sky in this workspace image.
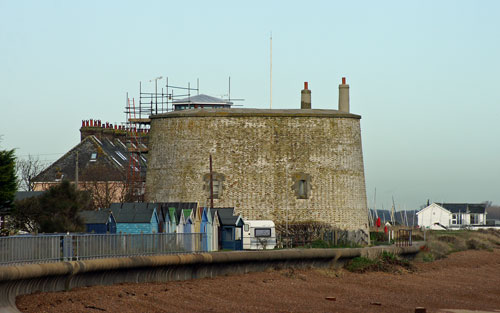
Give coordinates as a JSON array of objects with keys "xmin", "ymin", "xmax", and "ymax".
[{"xmin": 1, "ymin": 0, "xmax": 499, "ymax": 210}]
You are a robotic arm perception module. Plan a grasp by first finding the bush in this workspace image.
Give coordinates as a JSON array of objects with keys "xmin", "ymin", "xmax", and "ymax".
[
  {"xmin": 346, "ymin": 257, "xmax": 377, "ymax": 273},
  {"xmin": 466, "ymin": 238, "xmax": 492, "ymax": 250},
  {"xmin": 425, "ymin": 240, "xmax": 452, "ymax": 260},
  {"xmin": 370, "ymin": 231, "xmax": 386, "ymax": 242},
  {"xmin": 436, "ymin": 235, "xmax": 467, "ymax": 252},
  {"xmin": 346, "ymin": 252, "xmax": 413, "ymax": 273},
  {"xmin": 310, "ymin": 239, "xmax": 332, "ymax": 248}
]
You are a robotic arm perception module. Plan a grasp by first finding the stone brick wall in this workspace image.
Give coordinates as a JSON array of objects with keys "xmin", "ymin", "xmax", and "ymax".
[{"xmin": 146, "ymin": 109, "xmax": 369, "ymax": 232}]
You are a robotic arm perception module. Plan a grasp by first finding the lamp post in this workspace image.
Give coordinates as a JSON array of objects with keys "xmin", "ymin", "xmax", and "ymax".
[{"xmin": 149, "ymin": 76, "xmax": 163, "ymax": 114}]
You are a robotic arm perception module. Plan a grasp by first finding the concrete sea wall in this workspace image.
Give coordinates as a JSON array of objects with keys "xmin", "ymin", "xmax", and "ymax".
[{"xmin": 0, "ymin": 244, "xmax": 423, "ymax": 313}]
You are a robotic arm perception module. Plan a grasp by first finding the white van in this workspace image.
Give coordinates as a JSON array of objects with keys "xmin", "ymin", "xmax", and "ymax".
[{"xmin": 242, "ymin": 220, "xmax": 276, "ymax": 250}]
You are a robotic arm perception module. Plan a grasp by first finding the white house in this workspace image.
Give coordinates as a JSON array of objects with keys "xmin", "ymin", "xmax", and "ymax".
[{"xmin": 417, "ymin": 203, "xmax": 487, "ymax": 230}]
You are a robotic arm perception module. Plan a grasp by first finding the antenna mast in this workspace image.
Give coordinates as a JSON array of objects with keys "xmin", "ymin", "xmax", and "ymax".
[{"xmin": 270, "ymin": 32, "xmax": 272, "ymax": 109}]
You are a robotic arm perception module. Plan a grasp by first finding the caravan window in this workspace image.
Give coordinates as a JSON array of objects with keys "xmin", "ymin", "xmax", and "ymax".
[{"xmin": 255, "ymin": 228, "xmax": 271, "ymax": 237}]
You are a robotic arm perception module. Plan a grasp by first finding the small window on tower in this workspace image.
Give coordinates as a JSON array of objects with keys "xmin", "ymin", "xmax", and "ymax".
[
  {"xmin": 203, "ymin": 173, "xmax": 225, "ymax": 200},
  {"xmin": 90, "ymin": 153, "xmax": 97, "ymax": 162},
  {"xmin": 298, "ymin": 180, "xmax": 307, "ymax": 198},
  {"xmin": 292, "ymin": 173, "xmax": 311, "ymax": 199}
]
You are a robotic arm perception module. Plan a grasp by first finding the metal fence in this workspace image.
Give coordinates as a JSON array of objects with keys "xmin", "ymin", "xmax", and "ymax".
[
  {"xmin": 0, "ymin": 233, "xmax": 207, "ymax": 266},
  {"xmin": 395, "ymin": 229, "xmax": 413, "ymax": 247}
]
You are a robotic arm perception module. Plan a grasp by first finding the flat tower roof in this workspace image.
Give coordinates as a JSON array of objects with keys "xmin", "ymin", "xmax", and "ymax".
[{"xmin": 151, "ymin": 108, "xmax": 361, "ymax": 119}]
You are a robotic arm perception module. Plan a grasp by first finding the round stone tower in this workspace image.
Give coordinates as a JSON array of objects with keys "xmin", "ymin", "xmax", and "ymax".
[{"xmin": 146, "ymin": 80, "xmax": 368, "ymax": 232}]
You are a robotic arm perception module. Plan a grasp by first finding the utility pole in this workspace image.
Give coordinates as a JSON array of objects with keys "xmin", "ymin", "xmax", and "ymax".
[
  {"xmin": 75, "ymin": 151, "xmax": 79, "ymax": 190},
  {"xmin": 209, "ymin": 154, "xmax": 214, "ymax": 209}
]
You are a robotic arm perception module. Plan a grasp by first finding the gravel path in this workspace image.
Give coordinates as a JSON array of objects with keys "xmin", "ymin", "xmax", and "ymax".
[{"xmin": 17, "ymin": 249, "xmax": 500, "ymax": 313}]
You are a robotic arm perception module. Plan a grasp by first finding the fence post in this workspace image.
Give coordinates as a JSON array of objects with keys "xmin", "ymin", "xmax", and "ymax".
[{"xmin": 62, "ymin": 234, "xmax": 73, "ymax": 262}]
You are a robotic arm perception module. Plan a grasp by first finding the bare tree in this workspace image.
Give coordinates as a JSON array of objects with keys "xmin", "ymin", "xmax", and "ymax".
[
  {"xmin": 16, "ymin": 155, "xmax": 47, "ymax": 191},
  {"xmin": 80, "ymin": 164, "xmax": 127, "ymax": 210}
]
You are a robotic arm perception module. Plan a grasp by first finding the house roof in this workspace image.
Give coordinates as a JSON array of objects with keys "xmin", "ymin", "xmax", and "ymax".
[
  {"xmin": 15, "ymin": 191, "xmax": 45, "ymax": 201},
  {"xmin": 173, "ymin": 94, "xmax": 232, "ymax": 105},
  {"xmin": 436, "ymin": 203, "xmax": 486, "ymax": 214},
  {"xmin": 111, "ymin": 202, "xmax": 158, "ymax": 223},
  {"xmin": 34, "ymin": 135, "xmax": 146, "ymax": 183},
  {"xmin": 79, "ymin": 210, "xmax": 112, "ymax": 224}
]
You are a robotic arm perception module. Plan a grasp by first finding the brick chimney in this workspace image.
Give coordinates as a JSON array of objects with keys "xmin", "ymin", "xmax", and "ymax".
[
  {"xmin": 80, "ymin": 119, "xmax": 128, "ymax": 142},
  {"xmin": 338, "ymin": 77, "xmax": 349, "ymax": 113},
  {"xmin": 301, "ymin": 82, "xmax": 311, "ymax": 109}
]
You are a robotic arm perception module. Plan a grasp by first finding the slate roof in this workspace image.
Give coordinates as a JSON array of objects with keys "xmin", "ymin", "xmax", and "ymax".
[
  {"xmin": 111, "ymin": 202, "xmax": 158, "ymax": 223},
  {"xmin": 15, "ymin": 191, "xmax": 45, "ymax": 201},
  {"xmin": 79, "ymin": 210, "xmax": 112, "ymax": 224},
  {"xmin": 173, "ymin": 94, "xmax": 232, "ymax": 105},
  {"xmin": 437, "ymin": 203, "xmax": 486, "ymax": 214},
  {"xmin": 34, "ymin": 136, "xmax": 147, "ymax": 183}
]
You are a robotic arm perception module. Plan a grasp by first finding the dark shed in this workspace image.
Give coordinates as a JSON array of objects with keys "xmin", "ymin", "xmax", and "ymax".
[
  {"xmin": 215, "ymin": 207, "xmax": 243, "ymax": 250},
  {"xmin": 79, "ymin": 210, "xmax": 116, "ymax": 234}
]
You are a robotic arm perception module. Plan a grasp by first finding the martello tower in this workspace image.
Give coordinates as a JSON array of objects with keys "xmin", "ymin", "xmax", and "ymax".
[{"xmin": 145, "ymin": 78, "xmax": 368, "ymax": 233}]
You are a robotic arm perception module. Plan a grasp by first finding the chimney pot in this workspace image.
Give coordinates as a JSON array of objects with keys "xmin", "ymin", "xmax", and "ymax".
[
  {"xmin": 304, "ymin": 82, "xmax": 308, "ymax": 90},
  {"xmin": 342, "ymin": 77, "xmax": 346, "ymax": 85}
]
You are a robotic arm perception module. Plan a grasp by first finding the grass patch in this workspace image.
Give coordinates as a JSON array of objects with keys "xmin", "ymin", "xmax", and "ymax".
[
  {"xmin": 346, "ymin": 252, "xmax": 414, "ymax": 273},
  {"xmin": 345, "ymin": 257, "xmax": 378, "ymax": 272},
  {"xmin": 416, "ymin": 229, "xmax": 500, "ymax": 261}
]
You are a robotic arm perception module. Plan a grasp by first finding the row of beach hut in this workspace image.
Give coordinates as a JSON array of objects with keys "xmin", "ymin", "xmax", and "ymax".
[{"xmin": 79, "ymin": 202, "xmax": 245, "ymax": 251}]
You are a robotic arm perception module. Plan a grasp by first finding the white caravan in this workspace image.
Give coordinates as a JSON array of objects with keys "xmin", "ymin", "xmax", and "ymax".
[{"xmin": 242, "ymin": 220, "xmax": 276, "ymax": 250}]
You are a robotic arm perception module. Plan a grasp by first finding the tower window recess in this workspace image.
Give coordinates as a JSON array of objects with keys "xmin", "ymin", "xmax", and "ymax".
[
  {"xmin": 203, "ymin": 172, "xmax": 225, "ymax": 199},
  {"xmin": 292, "ymin": 173, "xmax": 312, "ymax": 199}
]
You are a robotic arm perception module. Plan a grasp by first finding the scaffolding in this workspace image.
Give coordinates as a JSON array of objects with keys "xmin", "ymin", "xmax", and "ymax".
[{"xmin": 124, "ymin": 78, "xmax": 199, "ymax": 201}]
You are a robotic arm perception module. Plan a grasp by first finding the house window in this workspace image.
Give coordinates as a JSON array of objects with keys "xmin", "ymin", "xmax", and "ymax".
[
  {"xmin": 451, "ymin": 214, "xmax": 457, "ymax": 225},
  {"xmin": 90, "ymin": 152, "xmax": 97, "ymax": 162}
]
